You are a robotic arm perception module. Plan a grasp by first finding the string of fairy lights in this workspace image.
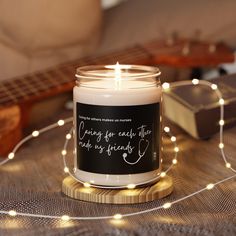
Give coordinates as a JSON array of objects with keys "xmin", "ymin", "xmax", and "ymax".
[{"xmin": 0, "ymin": 79, "xmax": 235, "ymax": 222}]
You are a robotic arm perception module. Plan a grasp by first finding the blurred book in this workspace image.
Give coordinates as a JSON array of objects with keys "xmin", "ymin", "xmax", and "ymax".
[{"xmin": 163, "ymin": 74, "xmax": 236, "ymax": 139}]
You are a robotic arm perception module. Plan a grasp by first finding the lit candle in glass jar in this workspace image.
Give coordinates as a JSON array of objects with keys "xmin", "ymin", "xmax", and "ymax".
[{"xmin": 73, "ymin": 64, "xmax": 162, "ymax": 187}]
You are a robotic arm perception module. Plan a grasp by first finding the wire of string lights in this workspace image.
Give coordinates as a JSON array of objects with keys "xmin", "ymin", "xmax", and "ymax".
[{"xmin": 0, "ymin": 79, "xmax": 235, "ymax": 222}]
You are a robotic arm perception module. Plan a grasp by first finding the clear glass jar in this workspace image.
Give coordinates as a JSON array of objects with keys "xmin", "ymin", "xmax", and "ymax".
[{"xmin": 73, "ymin": 64, "xmax": 162, "ymax": 187}]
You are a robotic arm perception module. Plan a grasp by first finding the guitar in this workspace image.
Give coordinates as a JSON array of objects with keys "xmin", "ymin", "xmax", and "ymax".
[{"xmin": 0, "ymin": 38, "xmax": 234, "ymax": 156}]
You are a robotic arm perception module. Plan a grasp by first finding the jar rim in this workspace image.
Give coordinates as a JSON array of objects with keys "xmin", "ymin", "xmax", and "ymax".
[{"xmin": 76, "ymin": 64, "xmax": 161, "ymax": 81}]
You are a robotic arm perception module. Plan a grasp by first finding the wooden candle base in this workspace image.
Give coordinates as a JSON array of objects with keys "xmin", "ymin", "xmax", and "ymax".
[{"xmin": 62, "ymin": 175, "xmax": 173, "ymax": 204}]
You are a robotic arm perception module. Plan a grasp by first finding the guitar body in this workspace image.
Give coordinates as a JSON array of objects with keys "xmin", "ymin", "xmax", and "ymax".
[
  {"xmin": 0, "ymin": 105, "xmax": 22, "ymax": 156},
  {"xmin": 0, "ymin": 38, "xmax": 234, "ymax": 157}
]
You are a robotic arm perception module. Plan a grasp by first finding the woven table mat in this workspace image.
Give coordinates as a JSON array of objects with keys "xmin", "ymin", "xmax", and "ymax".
[{"xmin": 0, "ymin": 109, "xmax": 235, "ymax": 236}]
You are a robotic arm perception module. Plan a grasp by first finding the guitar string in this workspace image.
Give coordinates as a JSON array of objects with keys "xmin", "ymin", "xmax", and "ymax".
[
  {"xmin": 51, "ymin": 47, "xmax": 150, "ymax": 68},
  {"xmin": 0, "ymin": 40, "xmax": 223, "ymax": 104},
  {"xmin": 0, "ymin": 50, "xmax": 149, "ymax": 104},
  {"xmin": 29, "ymin": 75, "xmax": 52, "ymax": 91},
  {"xmin": 0, "ymin": 73, "xmax": 64, "ymax": 104},
  {"xmin": 0, "ymin": 79, "xmax": 40, "ymax": 103},
  {"xmin": 0, "ymin": 39, "xmax": 195, "ymax": 103}
]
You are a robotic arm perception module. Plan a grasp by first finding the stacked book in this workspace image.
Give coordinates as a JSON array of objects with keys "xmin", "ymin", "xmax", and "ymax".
[{"xmin": 163, "ymin": 74, "xmax": 236, "ymax": 139}]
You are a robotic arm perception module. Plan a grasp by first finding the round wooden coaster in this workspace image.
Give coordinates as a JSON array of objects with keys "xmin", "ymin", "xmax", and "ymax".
[{"xmin": 62, "ymin": 176, "xmax": 173, "ymax": 204}]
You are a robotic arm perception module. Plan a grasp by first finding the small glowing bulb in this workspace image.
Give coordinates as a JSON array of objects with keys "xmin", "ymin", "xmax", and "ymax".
[
  {"xmin": 163, "ymin": 202, "xmax": 172, "ymax": 209},
  {"xmin": 8, "ymin": 210, "xmax": 17, "ymax": 216},
  {"xmin": 160, "ymin": 158, "xmax": 163, "ymax": 163},
  {"xmin": 113, "ymin": 214, "xmax": 122, "ymax": 220},
  {"xmin": 219, "ymin": 99, "xmax": 224, "ymax": 105},
  {"xmin": 64, "ymin": 167, "xmax": 69, "ymax": 173},
  {"xmin": 8, "ymin": 152, "xmax": 15, "ymax": 160},
  {"xmin": 172, "ymin": 159, "xmax": 177, "ymax": 165},
  {"xmin": 226, "ymin": 163, "xmax": 231, "ymax": 168},
  {"xmin": 66, "ymin": 134, "xmax": 72, "ymax": 140},
  {"xmin": 160, "ymin": 172, "xmax": 166, "ymax": 178},
  {"xmin": 211, "ymin": 84, "xmax": 218, "ymax": 90},
  {"xmin": 83, "ymin": 182, "xmax": 91, "ymax": 188},
  {"xmin": 61, "ymin": 215, "xmax": 70, "ymax": 221},
  {"xmin": 192, "ymin": 78, "xmax": 199, "ymax": 85},
  {"xmin": 219, "ymin": 120, "xmax": 224, "ymax": 126},
  {"xmin": 219, "ymin": 143, "xmax": 224, "ymax": 149},
  {"xmin": 162, "ymin": 82, "xmax": 170, "ymax": 90},
  {"xmin": 171, "ymin": 136, "xmax": 176, "ymax": 142},
  {"xmin": 127, "ymin": 184, "xmax": 136, "ymax": 189},
  {"xmin": 164, "ymin": 126, "xmax": 170, "ymax": 133},
  {"xmin": 206, "ymin": 183, "xmax": 214, "ymax": 190},
  {"xmin": 61, "ymin": 150, "xmax": 67, "ymax": 155},
  {"xmin": 58, "ymin": 120, "xmax": 65, "ymax": 126},
  {"xmin": 32, "ymin": 130, "xmax": 39, "ymax": 137},
  {"xmin": 174, "ymin": 147, "xmax": 179, "ymax": 152}
]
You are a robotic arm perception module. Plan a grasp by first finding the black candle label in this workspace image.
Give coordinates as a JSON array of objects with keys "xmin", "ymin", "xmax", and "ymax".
[{"xmin": 76, "ymin": 102, "xmax": 160, "ymax": 174}]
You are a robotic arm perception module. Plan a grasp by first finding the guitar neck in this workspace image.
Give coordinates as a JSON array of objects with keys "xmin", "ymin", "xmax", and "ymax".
[
  {"xmin": 0, "ymin": 38, "xmax": 234, "ymax": 107},
  {"xmin": 0, "ymin": 45, "xmax": 151, "ymax": 107}
]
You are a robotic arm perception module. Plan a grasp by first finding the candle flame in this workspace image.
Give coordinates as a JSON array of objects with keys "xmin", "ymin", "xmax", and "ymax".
[
  {"xmin": 115, "ymin": 62, "xmax": 121, "ymax": 81},
  {"xmin": 105, "ymin": 62, "xmax": 129, "ymax": 90},
  {"xmin": 114, "ymin": 62, "xmax": 121, "ymax": 90}
]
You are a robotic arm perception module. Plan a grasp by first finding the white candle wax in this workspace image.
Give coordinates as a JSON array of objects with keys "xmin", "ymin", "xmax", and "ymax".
[{"xmin": 74, "ymin": 80, "xmax": 161, "ymax": 105}]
